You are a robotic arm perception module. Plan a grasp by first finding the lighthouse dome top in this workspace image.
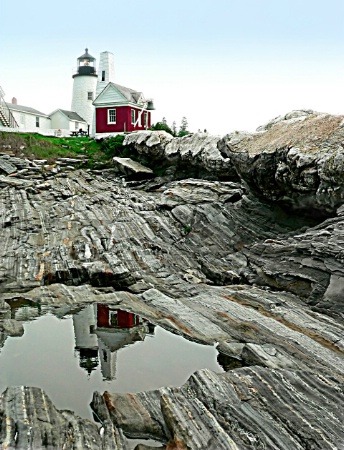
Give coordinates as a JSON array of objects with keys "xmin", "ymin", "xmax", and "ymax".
[
  {"xmin": 78, "ymin": 48, "xmax": 96, "ymax": 62},
  {"xmin": 73, "ymin": 48, "xmax": 97, "ymax": 78}
]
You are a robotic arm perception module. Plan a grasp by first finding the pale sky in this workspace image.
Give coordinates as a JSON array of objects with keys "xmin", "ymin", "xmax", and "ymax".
[{"xmin": 1, "ymin": 0, "xmax": 344, "ymax": 135}]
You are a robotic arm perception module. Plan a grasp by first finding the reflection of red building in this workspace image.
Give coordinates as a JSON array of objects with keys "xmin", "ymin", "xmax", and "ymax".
[
  {"xmin": 97, "ymin": 304, "xmax": 141, "ymax": 329},
  {"xmin": 72, "ymin": 304, "xmax": 155, "ymax": 379}
]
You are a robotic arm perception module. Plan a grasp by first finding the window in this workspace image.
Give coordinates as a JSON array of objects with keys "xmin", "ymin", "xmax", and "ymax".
[
  {"xmin": 102, "ymin": 70, "xmax": 105, "ymax": 81},
  {"xmin": 131, "ymin": 109, "xmax": 136, "ymax": 124},
  {"xmin": 87, "ymin": 91, "xmax": 93, "ymax": 100},
  {"xmin": 20, "ymin": 114, "xmax": 25, "ymax": 125},
  {"xmin": 109, "ymin": 311, "xmax": 118, "ymax": 326},
  {"xmin": 35, "ymin": 116, "xmax": 40, "ymax": 127},
  {"xmin": 108, "ymin": 109, "xmax": 116, "ymax": 124},
  {"xmin": 144, "ymin": 112, "xmax": 148, "ymax": 128},
  {"xmin": 75, "ymin": 122, "xmax": 79, "ymax": 130}
]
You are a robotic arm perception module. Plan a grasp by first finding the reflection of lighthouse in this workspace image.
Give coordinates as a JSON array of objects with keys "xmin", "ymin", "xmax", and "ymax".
[
  {"xmin": 72, "ymin": 304, "xmax": 152, "ymax": 379},
  {"xmin": 73, "ymin": 304, "xmax": 98, "ymax": 374}
]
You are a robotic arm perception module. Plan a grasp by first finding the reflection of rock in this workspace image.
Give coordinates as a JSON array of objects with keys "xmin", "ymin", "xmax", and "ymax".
[
  {"xmin": 0, "ymin": 319, "xmax": 24, "ymax": 337},
  {"xmin": 0, "ymin": 300, "xmax": 10, "ymax": 320},
  {"xmin": 0, "ymin": 321, "xmax": 21, "ymax": 352},
  {"xmin": 216, "ymin": 351, "xmax": 243, "ymax": 371}
]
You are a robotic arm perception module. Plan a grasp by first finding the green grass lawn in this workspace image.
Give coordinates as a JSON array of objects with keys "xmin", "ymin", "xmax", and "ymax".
[
  {"xmin": 0, "ymin": 132, "xmax": 161, "ymax": 173},
  {"xmin": 0, "ymin": 132, "xmax": 106, "ymax": 165}
]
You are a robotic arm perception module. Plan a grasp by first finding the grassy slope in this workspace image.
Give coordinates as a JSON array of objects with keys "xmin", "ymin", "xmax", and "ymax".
[
  {"xmin": 0, "ymin": 132, "xmax": 103, "ymax": 162},
  {"xmin": 0, "ymin": 132, "xmax": 160, "ymax": 173}
]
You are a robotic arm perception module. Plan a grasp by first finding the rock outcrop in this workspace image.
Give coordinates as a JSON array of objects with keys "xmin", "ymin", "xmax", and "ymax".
[
  {"xmin": 1, "ymin": 111, "xmax": 344, "ymax": 449},
  {"xmin": 123, "ymin": 131, "xmax": 238, "ymax": 180}
]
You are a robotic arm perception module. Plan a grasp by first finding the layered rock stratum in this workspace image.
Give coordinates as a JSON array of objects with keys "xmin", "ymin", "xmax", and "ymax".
[{"xmin": 0, "ymin": 110, "xmax": 344, "ymax": 449}]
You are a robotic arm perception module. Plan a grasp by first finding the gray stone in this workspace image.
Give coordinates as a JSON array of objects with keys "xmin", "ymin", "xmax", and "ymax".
[
  {"xmin": 1, "ymin": 114, "xmax": 344, "ymax": 448},
  {"xmin": 112, "ymin": 157, "xmax": 154, "ymax": 178}
]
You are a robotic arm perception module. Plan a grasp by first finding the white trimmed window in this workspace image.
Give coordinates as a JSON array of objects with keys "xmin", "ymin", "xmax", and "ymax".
[
  {"xmin": 131, "ymin": 109, "xmax": 136, "ymax": 124},
  {"xmin": 144, "ymin": 112, "xmax": 148, "ymax": 127},
  {"xmin": 87, "ymin": 91, "xmax": 93, "ymax": 100},
  {"xmin": 109, "ymin": 310, "xmax": 118, "ymax": 326},
  {"xmin": 35, "ymin": 116, "xmax": 40, "ymax": 127},
  {"xmin": 108, "ymin": 109, "xmax": 116, "ymax": 124}
]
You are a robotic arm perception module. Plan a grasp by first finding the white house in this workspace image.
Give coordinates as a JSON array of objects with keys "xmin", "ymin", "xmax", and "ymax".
[
  {"xmin": 49, "ymin": 109, "xmax": 87, "ymax": 132},
  {"xmin": 2, "ymin": 98, "xmax": 87, "ymax": 136},
  {"xmin": 7, "ymin": 99, "xmax": 51, "ymax": 131}
]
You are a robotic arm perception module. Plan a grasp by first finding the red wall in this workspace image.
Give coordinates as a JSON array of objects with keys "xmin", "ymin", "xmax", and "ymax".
[
  {"xmin": 96, "ymin": 304, "xmax": 138, "ymax": 328},
  {"xmin": 95, "ymin": 106, "xmax": 151, "ymax": 133}
]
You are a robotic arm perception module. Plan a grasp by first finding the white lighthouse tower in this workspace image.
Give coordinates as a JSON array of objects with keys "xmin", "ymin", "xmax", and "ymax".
[
  {"xmin": 71, "ymin": 49, "xmax": 98, "ymax": 129},
  {"xmin": 96, "ymin": 51, "xmax": 115, "ymax": 97}
]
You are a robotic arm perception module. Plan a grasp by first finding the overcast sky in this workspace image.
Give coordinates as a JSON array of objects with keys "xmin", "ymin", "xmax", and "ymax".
[{"xmin": 2, "ymin": 0, "xmax": 344, "ymax": 135}]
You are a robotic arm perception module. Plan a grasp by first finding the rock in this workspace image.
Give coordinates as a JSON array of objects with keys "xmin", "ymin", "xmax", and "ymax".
[
  {"xmin": 0, "ymin": 386, "xmax": 121, "ymax": 449},
  {"xmin": 92, "ymin": 390, "xmax": 168, "ymax": 442},
  {"xmin": 112, "ymin": 157, "xmax": 154, "ymax": 179},
  {"xmin": 0, "ymin": 112, "xmax": 344, "ymax": 449},
  {"xmin": 0, "ymin": 157, "xmax": 17, "ymax": 174},
  {"xmin": 92, "ymin": 367, "xmax": 344, "ymax": 450},
  {"xmin": 222, "ymin": 111, "xmax": 344, "ymax": 214},
  {"xmin": 123, "ymin": 131, "xmax": 238, "ymax": 180}
]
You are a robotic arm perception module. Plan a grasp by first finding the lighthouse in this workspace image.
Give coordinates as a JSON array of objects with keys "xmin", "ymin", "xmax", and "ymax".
[{"xmin": 71, "ymin": 48, "xmax": 97, "ymax": 128}]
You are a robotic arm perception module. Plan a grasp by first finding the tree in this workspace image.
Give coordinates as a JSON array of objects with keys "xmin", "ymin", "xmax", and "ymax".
[
  {"xmin": 149, "ymin": 121, "xmax": 173, "ymax": 135},
  {"xmin": 172, "ymin": 121, "xmax": 177, "ymax": 136},
  {"xmin": 178, "ymin": 117, "xmax": 189, "ymax": 137}
]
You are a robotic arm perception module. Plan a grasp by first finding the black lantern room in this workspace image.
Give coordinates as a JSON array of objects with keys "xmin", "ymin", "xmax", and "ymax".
[{"xmin": 73, "ymin": 48, "xmax": 97, "ymax": 78}]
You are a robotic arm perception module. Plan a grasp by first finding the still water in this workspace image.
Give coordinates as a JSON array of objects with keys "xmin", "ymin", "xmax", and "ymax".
[{"xmin": 0, "ymin": 303, "xmax": 224, "ymax": 421}]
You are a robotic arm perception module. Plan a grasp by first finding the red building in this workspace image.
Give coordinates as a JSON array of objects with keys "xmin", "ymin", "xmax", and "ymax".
[{"xmin": 93, "ymin": 82, "xmax": 154, "ymax": 134}]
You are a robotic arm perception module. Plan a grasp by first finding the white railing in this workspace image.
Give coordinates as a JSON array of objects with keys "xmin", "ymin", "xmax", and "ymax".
[{"xmin": 0, "ymin": 85, "xmax": 19, "ymax": 128}]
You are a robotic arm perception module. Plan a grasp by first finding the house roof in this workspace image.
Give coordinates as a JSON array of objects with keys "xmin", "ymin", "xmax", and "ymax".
[
  {"xmin": 94, "ymin": 82, "xmax": 144, "ymax": 106},
  {"xmin": 6, "ymin": 103, "xmax": 48, "ymax": 117},
  {"xmin": 51, "ymin": 109, "xmax": 86, "ymax": 122},
  {"xmin": 114, "ymin": 83, "xmax": 143, "ymax": 103}
]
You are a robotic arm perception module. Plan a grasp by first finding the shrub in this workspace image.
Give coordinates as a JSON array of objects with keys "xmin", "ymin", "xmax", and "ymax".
[
  {"xmin": 100, "ymin": 135, "xmax": 125, "ymax": 158},
  {"xmin": 149, "ymin": 122, "xmax": 173, "ymax": 135}
]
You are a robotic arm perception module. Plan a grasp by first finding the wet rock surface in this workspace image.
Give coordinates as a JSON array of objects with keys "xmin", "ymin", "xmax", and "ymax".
[{"xmin": 1, "ymin": 112, "xmax": 344, "ymax": 449}]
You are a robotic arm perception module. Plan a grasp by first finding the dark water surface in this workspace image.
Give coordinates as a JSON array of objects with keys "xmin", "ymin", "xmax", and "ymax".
[{"xmin": 0, "ymin": 303, "xmax": 224, "ymax": 422}]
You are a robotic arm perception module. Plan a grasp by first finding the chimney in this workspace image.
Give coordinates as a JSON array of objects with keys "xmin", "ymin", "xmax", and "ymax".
[{"xmin": 12, "ymin": 97, "xmax": 17, "ymax": 105}]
